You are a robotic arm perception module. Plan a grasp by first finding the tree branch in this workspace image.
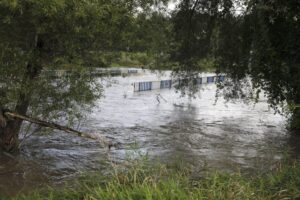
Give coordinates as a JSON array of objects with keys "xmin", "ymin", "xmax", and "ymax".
[{"xmin": 3, "ymin": 111, "xmax": 114, "ymax": 148}]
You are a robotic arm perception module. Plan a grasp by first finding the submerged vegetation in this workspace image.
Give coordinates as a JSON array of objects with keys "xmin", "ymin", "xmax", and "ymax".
[{"xmin": 11, "ymin": 159, "xmax": 300, "ymax": 200}]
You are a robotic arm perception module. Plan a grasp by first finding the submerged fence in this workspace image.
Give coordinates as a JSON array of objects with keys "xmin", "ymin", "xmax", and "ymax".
[
  {"xmin": 133, "ymin": 75, "xmax": 226, "ymax": 92},
  {"xmin": 133, "ymin": 80, "xmax": 172, "ymax": 92}
]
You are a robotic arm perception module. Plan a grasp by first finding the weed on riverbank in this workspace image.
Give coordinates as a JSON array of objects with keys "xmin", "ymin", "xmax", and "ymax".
[{"xmin": 11, "ymin": 159, "xmax": 300, "ymax": 200}]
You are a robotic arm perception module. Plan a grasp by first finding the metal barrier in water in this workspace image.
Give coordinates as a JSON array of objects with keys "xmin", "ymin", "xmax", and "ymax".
[
  {"xmin": 133, "ymin": 75, "xmax": 226, "ymax": 92},
  {"xmin": 160, "ymin": 80, "xmax": 172, "ymax": 89}
]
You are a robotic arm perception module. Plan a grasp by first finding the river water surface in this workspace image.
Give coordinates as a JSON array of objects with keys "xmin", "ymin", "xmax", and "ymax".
[{"xmin": 0, "ymin": 70, "xmax": 299, "ymax": 197}]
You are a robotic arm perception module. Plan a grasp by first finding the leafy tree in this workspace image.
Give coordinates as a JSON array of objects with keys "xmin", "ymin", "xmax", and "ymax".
[
  {"xmin": 171, "ymin": 0, "xmax": 300, "ymax": 131},
  {"xmin": 0, "ymin": 0, "xmax": 158, "ymax": 152},
  {"xmin": 215, "ymin": 0, "xmax": 300, "ymax": 130}
]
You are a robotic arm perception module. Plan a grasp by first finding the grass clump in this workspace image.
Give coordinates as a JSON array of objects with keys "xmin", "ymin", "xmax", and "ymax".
[{"xmin": 12, "ymin": 159, "xmax": 300, "ymax": 200}]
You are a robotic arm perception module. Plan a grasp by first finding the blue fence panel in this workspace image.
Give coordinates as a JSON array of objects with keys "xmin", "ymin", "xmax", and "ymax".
[
  {"xmin": 128, "ymin": 69, "xmax": 138, "ymax": 74},
  {"xmin": 219, "ymin": 75, "xmax": 225, "ymax": 82},
  {"xmin": 207, "ymin": 76, "xmax": 215, "ymax": 83},
  {"xmin": 196, "ymin": 78, "xmax": 202, "ymax": 85},
  {"xmin": 160, "ymin": 80, "xmax": 172, "ymax": 89},
  {"xmin": 139, "ymin": 82, "xmax": 152, "ymax": 91}
]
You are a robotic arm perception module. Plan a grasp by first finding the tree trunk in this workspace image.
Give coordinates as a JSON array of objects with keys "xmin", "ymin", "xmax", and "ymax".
[
  {"xmin": 291, "ymin": 106, "xmax": 300, "ymax": 133},
  {"xmin": 0, "ymin": 117, "xmax": 20, "ymax": 152},
  {"xmin": 0, "ymin": 84, "xmax": 31, "ymax": 152},
  {"xmin": 0, "ymin": 34, "xmax": 43, "ymax": 152},
  {"xmin": 1, "ymin": 72, "xmax": 40, "ymax": 152}
]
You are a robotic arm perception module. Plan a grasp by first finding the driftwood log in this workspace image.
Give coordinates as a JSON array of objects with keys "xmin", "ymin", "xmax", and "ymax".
[{"xmin": 2, "ymin": 110, "xmax": 114, "ymax": 148}]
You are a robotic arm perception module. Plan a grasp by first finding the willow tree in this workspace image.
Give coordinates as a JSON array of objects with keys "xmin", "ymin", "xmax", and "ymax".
[
  {"xmin": 171, "ymin": 0, "xmax": 300, "ymax": 131},
  {"xmin": 211, "ymin": 0, "xmax": 300, "ymax": 130},
  {"xmin": 0, "ymin": 0, "xmax": 159, "ymax": 152}
]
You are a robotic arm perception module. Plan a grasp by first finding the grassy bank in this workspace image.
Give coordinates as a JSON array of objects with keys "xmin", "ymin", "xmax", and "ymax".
[{"xmin": 11, "ymin": 160, "xmax": 300, "ymax": 200}]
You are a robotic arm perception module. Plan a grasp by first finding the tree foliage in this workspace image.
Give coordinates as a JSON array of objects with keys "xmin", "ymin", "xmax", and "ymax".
[
  {"xmin": 170, "ymin": 0, "xmax": 300, "ymax": 128},
  {"xmin": 0, "ymin": 0, "xmax": 166, "ymax": 151}
]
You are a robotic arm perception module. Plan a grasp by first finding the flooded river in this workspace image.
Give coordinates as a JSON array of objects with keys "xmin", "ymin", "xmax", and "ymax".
[{"xmin": 0, "ymin": 70, "xmax": 299, "ymax": 196}]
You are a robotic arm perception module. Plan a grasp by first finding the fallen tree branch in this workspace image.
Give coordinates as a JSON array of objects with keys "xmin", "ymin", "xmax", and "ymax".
[
  {"xmin": 4, "ymin": 111, "xmax": 114, "ymax": 148},
  {"xmin": 5, "ymin": 112, "xmax": 84, "ymax": 136}
]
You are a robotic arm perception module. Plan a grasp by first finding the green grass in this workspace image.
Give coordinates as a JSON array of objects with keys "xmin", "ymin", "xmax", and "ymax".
[{"xmin": 11, "ymin": 159, "xmax": 300, "ymax": 200}]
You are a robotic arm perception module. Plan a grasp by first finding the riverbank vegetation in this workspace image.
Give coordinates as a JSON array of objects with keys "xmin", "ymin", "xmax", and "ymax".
[{"xmin": 12, "ymin": 159, "xmax": 300, "ymax": 200}]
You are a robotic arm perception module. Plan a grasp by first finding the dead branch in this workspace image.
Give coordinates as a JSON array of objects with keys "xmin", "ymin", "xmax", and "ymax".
[{"xmin": 4, "ymin": 111, "xmax": 114, "ymax": 148}]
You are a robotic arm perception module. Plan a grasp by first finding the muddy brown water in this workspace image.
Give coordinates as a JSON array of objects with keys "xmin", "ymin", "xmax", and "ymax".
[{"xmin": 0, "ymin": 70, "xmax": 299, "ymax": 197}]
